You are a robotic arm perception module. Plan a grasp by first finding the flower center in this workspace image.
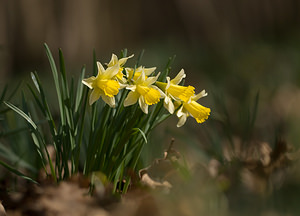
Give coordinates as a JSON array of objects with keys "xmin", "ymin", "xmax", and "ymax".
[
  {"xmin": 97, "ymin": 79, "xmax": 120, "ymax": 97},
  {"xmin": 184, "ymin": 101, "xmax": 210, "ymax": 123},
  {"xmin": 116, "ymin": 67, "xmax": 124, "ymax": 80},
  {"xmin": 137, "ymin": 85, "xmax": 161, "ymax": 105}
]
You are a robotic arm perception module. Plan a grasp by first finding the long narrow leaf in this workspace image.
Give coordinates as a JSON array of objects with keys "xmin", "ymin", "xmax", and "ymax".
[
  {"xmin": 4, "ymin": 101, "xmax": 37, "ymax": 130},
  {"xmin": 132, "ymin": 128, "xmax": 147, "ymax": 144},
  {"xmin": 44, "ymin": 43, "xmax": 65, "ymax": 126},
  {"xmin": 0, "ymin": 160, "xmax": 38, "ymax": 184},
  {"xmin": 75, "ymin": 67, "xmax": 86, "ymax": 113}
]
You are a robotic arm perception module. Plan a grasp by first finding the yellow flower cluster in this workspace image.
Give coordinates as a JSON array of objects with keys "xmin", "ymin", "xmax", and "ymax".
[{"xmin": 82, "ymin": 53, "xmax": 210, "ymax": 127}]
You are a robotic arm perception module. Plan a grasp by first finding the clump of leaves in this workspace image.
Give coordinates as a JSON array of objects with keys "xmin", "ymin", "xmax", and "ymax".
[{"xmin": 2, "ymin": 44, "xmax": 210, "ymax": 193}]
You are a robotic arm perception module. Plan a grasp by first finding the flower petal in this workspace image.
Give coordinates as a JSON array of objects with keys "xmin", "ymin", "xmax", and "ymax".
[
  {"xmin": 82, "ymin": 76, "xmax": 96, "ymax": 89},
  {"xmin": 177, "ymin": 114, "xmax": 187, "ymax": 127},
  {"xmin": 126, "ymin": 85, "xmax": 136, "ymax": 91},
  {"xmin": 145, "ymin": 72, "xmax": 160, "ymax": 86},
  {"xmin": 97, "ymin": 62, "xmax": 106, "ymax": 76},
  {"xmin": 136, "ymin": 71, "xmax": 146, "ymax": 83},
  {"xmin": 171, "ymin": 69, "xmax": 186, "ymax": 85},
  {"xmin": 89, "ymin": 89, "xmax": 102, "ymax": 105},
  {"xmin": 166, "ymin": 77, "xmax": 171, "ymax": 90},
  {"xmin": 124, "ymin": 91, "xmax": 139, "ymax": 107},
  {"xmin": 152, "ymin": 85, "xmax": 165, "ymax": 98},
  {"xmin": 192, "ymin": 90, "xmax": 208, "ymax": 101},
  {"xmin": 139, "ymin": 96, "xmax": 148, "ymax": 114},
  {"xmin": 176, "ymin": 105, "xmax": 184, "ymax": 118},
  {"xmin": 143, "ymin": 67, "xmax": 156, "ymax": 76},
  {"xmin": 107, "ymin": 54, "xmax": 119, "ymax": 67},
  {"xmin": 105, "ymin": 64, "xmax": 120, "ymax": 78},
  {"xmin": 164, "ymin": 96, "xmax": 175, "ymax": 114},
  {"xmin": 102, "ymin": 95, "xmax": 116, "ymax": 108},
  {"xmin": 118, "ymin": 54, "xmax": 134, "ymax": 66}
]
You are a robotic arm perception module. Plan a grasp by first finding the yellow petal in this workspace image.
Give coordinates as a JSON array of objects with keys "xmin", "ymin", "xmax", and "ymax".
[
  {"xmin": 193, "ymin": 90, "xmax": 208, "ymax": 101},
  {"xmin": 118, "ymin": 54, "xmax": 134, "ymax": 66},
  {"xmin": 115, "ymin": 67, "xmax": 124, "ymax": 81},
  {"xmin": 108, "ymin": 54, "xmax": 134, "ymax": 67},
  {"xmin": 184, "ymin": 101, "xmax": 210, "ymax": 123},
  {"xmin": 126, "ymin": 67, "xmax": 152, "ymax": 81},
  {"xmin": 89, "ymin": 89, "xmax": 102, "ymax": 105},
  {"xmin": 144, "ymin": 88, "xmax": 161, "ymax": 105},
  {"xmin": 171, "ymin": 69, "xmax": 186, "ymax": 85},
  {"xmin": 97, "ymin": 79, "xmax": 120, "ymax": 97},
  {"xmin": 177, "ymin": 114, "xmax": 187, "ymax": 127},
  {"xmin": 137, "ymin": 85, "xmax": 160, "ymax": 105},
  {"xmin": 155, "ymin": 81, "xmax": 167, "ymax": 92},
  {"xmin": 104, "ymin": 64, "xmax": 120, "ymax": 79},
  {"xmin": 143, "ymin": 67, "xmax": 156, "ymax": 76},
  {"xmin": 82, "ymin": 76, "xmax": 96, "ymax": 89},
  {"xmin": 164, "ymin": 96, "xmax": 175, "ymax": 114},
  {"xmin": 102, "ymin": 95, "xmax": 116, "ymax": 108},
  {"xmin": 107, "ymin": 54, "xmax": 119, "ymax": 67},
  {"xmin": 139, "ymin": 96, "xmax": 148, "ymax": 114},
  {"xmin": 167, "ymin": 84, "xmax": 195, "ymax": 103},
  {"xmin": 97, "ymin": 62, "xmax": 106, "ymax": 75},
  {"xmin": 144, "ymin": 72, "xmax": 160, "ymax": 86},
  {"xmin": 124, "ymin": 91, "xmax": 139, "ymax": 107}
]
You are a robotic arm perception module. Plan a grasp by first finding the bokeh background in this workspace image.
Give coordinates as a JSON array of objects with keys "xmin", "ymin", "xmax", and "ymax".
[
  {"xmin": 2, "ymin": 0, "xmax": 300, "ymax": 139},
  {"xmin": 2, "ymin": 0, "xmax": 300, "ymax": 215}
]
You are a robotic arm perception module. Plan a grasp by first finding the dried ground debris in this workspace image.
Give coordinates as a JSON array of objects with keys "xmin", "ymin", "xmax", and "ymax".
[{"xmin": 0, "ymin": 138, "xmax": 298, "ymax": 216}]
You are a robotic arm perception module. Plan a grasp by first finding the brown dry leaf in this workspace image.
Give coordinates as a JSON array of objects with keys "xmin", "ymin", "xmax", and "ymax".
[
  {"xmin": 139, "ymin": 139, "xmax": 186, "ymax": 192},
  {"xmin": 219, "ymin": 138, "xmax": 292, "ymax": 194},
  {"xmin": 36, "ymin": 182, "xmax": 108, "ymax": 216},
  {"xmin": 6, "ymin": 181, "xmax": 110, "ymax": 216}
]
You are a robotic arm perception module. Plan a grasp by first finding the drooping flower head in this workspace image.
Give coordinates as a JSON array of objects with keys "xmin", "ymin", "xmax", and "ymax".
[
  {"xmin": 82, "ymin": 62, "xmax": 121, "ymax": 107},
  {"xmin": 124, "ymin": 71, "xmax": 164, "ymax": 114},
  {"xmin": 107, "ymin": 54, "xmax": 134, "ymax": 82},
  {"xmin": 156, "ymin": 69, "xmax": 195, "ymax": 114},
  {"xmin": 176, "ymin": 90, "xmax": 211, "ymax": 127}
]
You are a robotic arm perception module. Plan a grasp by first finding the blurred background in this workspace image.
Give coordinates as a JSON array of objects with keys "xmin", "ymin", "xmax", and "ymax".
[{"xmin": 2, "ymin": 0, "xmax": 300, "ymax": 215}]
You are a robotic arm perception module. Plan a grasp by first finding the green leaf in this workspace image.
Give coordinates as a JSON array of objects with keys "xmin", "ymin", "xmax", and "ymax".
[
  {"xmin": 0, "ymin": 159, "xmax": 38, "ymax": 184},
  {"xmin": 31, "ymin": 72, "xmax": 40, "ymax": 93},
  {"xmin": 132, "ymin": 128, "xmax": 147, "ymax": 144},
  {"xmin": 44, "ymin": 43, "xmax": 65, "ymax": 126},
  {"xmin": 4, "ymin": 101, "xmax": 37, "ymax": 130},
  {"xmin": 75, "ymin": 67, "xmax": 86, "ymax": 113}
]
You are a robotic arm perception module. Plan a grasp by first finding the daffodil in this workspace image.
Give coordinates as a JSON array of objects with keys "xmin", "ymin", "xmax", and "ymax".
[
  {"xmin": 125, "ymin": 66, "xmax": 156, "ymax": 82},
  {"xmin": 156, "ymin": 69, "xmax": 195, "ymax": 114},
  {"xmin": 124, "ymin": 71, "xmax": 164, "ymax": 114},
  {"xmin": 107, "ymin": 54, "xmax": 134, "ymax": 82},
  {"xmin": 82, "ymin": 62, "xmax": 121, "ymax": 107},
  {"xmin": 176, "ymin": 90, "xmax": 210, "ymax": 127}
]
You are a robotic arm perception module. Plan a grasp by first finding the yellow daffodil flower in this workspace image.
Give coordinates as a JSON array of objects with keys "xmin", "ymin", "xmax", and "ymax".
[
  {"xmin": 124, "ymin": 71, "xmax": 164, "ymax": 114},
  {"xmin": 107, "ymin": 54, "xmax": 134, "ymax": 82},
  {"xmin": 156, "ymin": 69, "xmax": 195, "ymax": 114},
  {"xmin": 82, "ymin": 61, "xmax": 121, "ymax": 107},
  {"xmin": 176, "ymin": 90, "xmax": 210, "ymax": 127},
  {"xmin": 125, "ymin": 66, "xmax": 156, "ymax": 82}
]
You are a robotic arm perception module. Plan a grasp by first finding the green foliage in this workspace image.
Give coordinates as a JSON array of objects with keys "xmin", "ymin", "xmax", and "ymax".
[{"xmin": 3, "ymin": 44, "xmax": 175, "ymax": 192}]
